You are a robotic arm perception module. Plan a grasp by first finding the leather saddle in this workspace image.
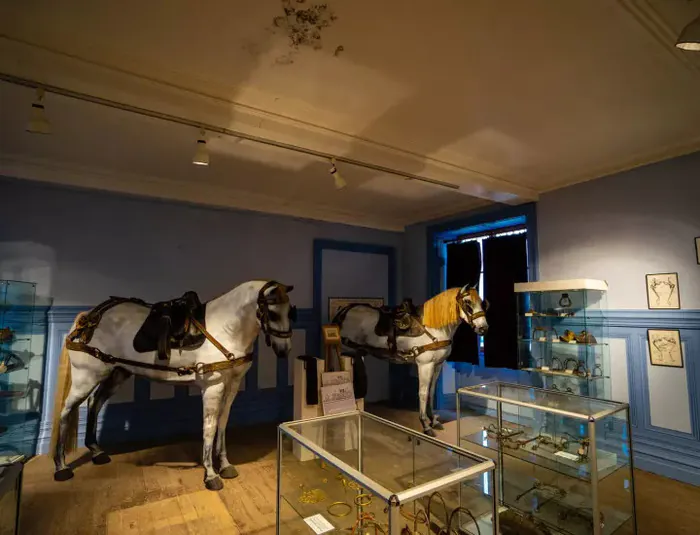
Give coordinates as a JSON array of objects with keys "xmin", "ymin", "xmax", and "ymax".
[
  {"xmin": 133, "ymin": 291, "xmax": 206, "ymax": 360},
  {"xmin": 374, "ymin": 299, "xmax": 424, "ymax": 354}
]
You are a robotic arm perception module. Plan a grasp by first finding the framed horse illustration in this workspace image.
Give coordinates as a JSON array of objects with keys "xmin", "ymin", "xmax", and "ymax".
[{"xmin": 645, "ymin": 273, "xmax": 680, "ymax": 309}]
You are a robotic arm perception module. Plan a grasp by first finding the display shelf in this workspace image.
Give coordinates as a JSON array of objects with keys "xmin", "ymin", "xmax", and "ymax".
[
  {"xmin": 457, "ymin": 382, "xmax": 637, "ymax": 535},
  {"xmin": 520, "ymin": 368, "xmax": 608, "ymax": 381},
  {"xmin": 516, "ymin": 279, "xmax": 611, "ymax": 399},
  {"xmin": 0, "ymin": 280, "xmax": 42, "ymax": 466},
  {"xmin": 500, "ymin": 474, "xmax": 632, "ymax": 535},
  {"xmin": 460, "ymin": 429, "xmax": 622, "ymax": 483},
  {"xmin": 277, "ymin": 411, "xmax": 498, "ymax": 535}
]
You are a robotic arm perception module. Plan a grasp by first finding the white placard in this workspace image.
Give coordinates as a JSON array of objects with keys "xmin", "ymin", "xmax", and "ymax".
[
  {"xmin": 321, "ymin": 382, "xmax": 356, "ymax": 415},
  {"xmin": 304, "ymin": 514, "xmax": 334, "ymax": 534},
  {"xmin": 554, "ymin": 451, "xmax": 580, "ymax": 462},
  {"xmin": 322, "ymin": 371, "xmax": 352, "ymax": 386}
]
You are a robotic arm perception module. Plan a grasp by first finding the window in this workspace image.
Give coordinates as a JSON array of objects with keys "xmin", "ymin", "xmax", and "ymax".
[{"xmin": 441, "ymin": 224, "xmax": 528, "ymax": 364}]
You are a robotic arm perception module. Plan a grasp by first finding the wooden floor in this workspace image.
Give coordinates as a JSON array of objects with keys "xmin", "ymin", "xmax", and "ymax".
[{"xmin": 18, "ymin": 406, "xmax": 700, "ymax": 535}]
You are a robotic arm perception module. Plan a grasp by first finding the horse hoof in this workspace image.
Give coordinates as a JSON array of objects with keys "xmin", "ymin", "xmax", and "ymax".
[
  {"xmin": 423, "ymin": 428, "xmax": 437, "ymax": 437},
  {"xmin": 219, "ymin": 465, "xmax": 239, "ymax": 479},
  {"xmin": 92, "ymin": 452, "xmax": 111, "ymax": 465},
  {"xmin": 431, "ymin": 422, "xmax": 445, "ymax": 431},
  {"xmin": 205, "ymin": 476, "xmax": 224, "ymax": 491},
  {"xmin": 54, "ymin": 468, "xmax": 74, "ymax": 482}
]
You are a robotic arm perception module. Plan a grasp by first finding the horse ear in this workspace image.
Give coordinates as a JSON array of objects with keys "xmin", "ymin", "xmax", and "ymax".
[{"xmin": 285, "ymin": 285, "xmax": 294, "ymax": 293}]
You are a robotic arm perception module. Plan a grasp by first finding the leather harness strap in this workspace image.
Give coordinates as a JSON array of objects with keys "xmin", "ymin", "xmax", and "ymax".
[
  {"xmin": 342, "ymin": 337, "xmax": 452, "ymax": 362},
  {"xmin": 65, "ymin": 339, "xmax": 252, "ymax": 376},
  {"xmin": 67, "ymin": 308, "xmax": 253, "ymax": 376}
]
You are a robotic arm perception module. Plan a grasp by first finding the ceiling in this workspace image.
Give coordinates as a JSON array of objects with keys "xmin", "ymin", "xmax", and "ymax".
[{"xmin": 1, "ymin": 0, "xmax": 699, "ymax": 230}]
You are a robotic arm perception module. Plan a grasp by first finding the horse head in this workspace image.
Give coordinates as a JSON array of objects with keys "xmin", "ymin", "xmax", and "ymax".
[
  {"xmin": 457, "ymin": 285, "xmax": 489, "ymax": 335},
  {"xmin": 257, "ymin": 282, "xmax": 296, "ymax": 359}
]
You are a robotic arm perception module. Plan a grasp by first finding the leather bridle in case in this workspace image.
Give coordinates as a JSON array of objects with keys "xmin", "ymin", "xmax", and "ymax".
[{"xmin": 256, "ymin": 280, "xmax": 296, "ymax": 347}]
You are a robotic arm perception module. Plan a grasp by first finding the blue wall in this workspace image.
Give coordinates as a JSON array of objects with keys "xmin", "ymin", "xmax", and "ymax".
[{"xmin": 0, "ymin": 176, "xmax": 402, "ymax": 454}]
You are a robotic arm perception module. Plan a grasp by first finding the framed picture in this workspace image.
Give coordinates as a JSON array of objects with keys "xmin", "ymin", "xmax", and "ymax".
[
  {"xmin": 328, "ymin": 297, "xmax": 384, "ymax": 322},
  {"xmin": 322, "ymin": 324, "xmax": 342, "ymax": 345},
  {"xmin": 648, "ymin": 329, "xmax": 684, "ymax": 368},
  {"xmin": 695, "ymin": 237, "xmax": 699, "ymax": 265},
  {"xmin": 645, "ymin": 273, "xmax": 680, "ymax": 310}
]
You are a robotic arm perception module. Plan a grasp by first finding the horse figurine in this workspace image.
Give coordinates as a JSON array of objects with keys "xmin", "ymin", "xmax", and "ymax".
[
  {"xmin": 49, "ymin": 279, "xmax": 295, "ymax": 491},
  {"xmin": 333, "ymin": 285, "xmax": 488, "ymax": 436}
]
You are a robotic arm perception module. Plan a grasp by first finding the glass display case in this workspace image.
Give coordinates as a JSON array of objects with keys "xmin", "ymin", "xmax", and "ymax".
[
  {"xmin": 515, "ymin": 279, "xmax": 610, "ymax": 399},
  {"xmin": 277, "ymin": 411, "xmax": 497, "ymax": 535},
  {"xmin": 0, "ymin": 280, "xmax": 40, "ymax": 465},
  {"xmin": 457, "ymin": 382, "xmax": 637, "ymax": 535}
]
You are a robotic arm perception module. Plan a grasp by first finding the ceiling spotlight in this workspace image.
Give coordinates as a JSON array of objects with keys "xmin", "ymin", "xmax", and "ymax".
[
  {"xmin": 192, "ymin": 129, "xmax": 209, "ymax": 166},
  {"xmin": 329, "ymin": 158, "xmax": 346, "ymax": 189},
  {"xmin": 26, "ymin": 88, "xmax": 51, "ymax": 134},
  {"xmin": 676, "ymin": 13, "xmax": 700, "ymax": 51}
]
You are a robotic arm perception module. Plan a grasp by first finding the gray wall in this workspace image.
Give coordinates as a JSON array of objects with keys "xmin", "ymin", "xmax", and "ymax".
[
  {"xmin": 538, "ymin": 151, "xmax": 700, "ymax": 309},
  {"xmin": 0, "ymin": 176, "xmax": 402, "ymax": 310}
]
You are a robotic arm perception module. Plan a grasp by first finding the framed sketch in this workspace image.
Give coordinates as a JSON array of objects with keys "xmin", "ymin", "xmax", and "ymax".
[
  {"xmin": 328, "ymin": 297, "xmax": 384, "ymax": 321},
  {"xmin": 648, "ymin": 329, "xmax": 684, "ymax": 368},
  {"xmin": 695, "ymin": 237, "xmax": 700, "ymax": 265},
  {"xmin": 321, "ymin": 324, "xmax": 342, "ymax": 345},
  {"xmin": 645, "ymin": 273, "xmax": 680, "ymax": 310}
]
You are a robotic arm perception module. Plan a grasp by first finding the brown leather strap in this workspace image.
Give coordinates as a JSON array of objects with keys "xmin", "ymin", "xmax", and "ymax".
[
  {"xmin": 66, "ymin": 340, "xmax": 252, "ymax": 376},
  {"xmin": 189, "ymin": 316, "xmax": 237, "ymax": 360}
]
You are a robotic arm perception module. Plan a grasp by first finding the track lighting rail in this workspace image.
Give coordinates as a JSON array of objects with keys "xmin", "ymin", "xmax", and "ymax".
[{"xmin": 1, "ymin": 72, "xmax": 460, "ymax": 191}]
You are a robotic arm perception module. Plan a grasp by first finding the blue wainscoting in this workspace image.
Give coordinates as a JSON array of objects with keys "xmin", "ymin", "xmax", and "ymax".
[{"xmin": 34, "ymin": 305, "xmax": 316, "ymax": 454}]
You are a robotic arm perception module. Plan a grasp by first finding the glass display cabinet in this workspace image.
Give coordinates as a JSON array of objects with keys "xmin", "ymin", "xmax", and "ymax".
[
  {"xmin": 457, "ymin": 382, "xmax": 637, "ymax": 535},
  {"xmin": 515, "ymin": 279, "xmax": 610, "ymax": 399},
  {"xmin": 0, "ymin": 280, "xmax": 39, "ymax": 465},
  {"xmin": 277, "ymin": 411, "xmax": 497, "ymax": 535}
]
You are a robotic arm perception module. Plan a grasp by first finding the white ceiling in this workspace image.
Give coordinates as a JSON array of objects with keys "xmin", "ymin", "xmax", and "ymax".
[{"xmin": 1, "ymin": 0, "xmax": 699, "ymax": 230}]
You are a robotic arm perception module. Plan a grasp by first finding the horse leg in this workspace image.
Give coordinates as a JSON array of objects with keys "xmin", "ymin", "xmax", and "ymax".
[
  {"xmin": 216, "ymin": 375, "xmax": 243, "ymax": 479},
  {"xmin": 427, "ymin": 362, "xmax": 445, "ymax": 430},
  {"xmin": 201, "ymin": 381, "xmax": 226, "ymax": 491},
  {"xmin": 417, "ymin": 361, "xmax": 436, "ymax": 437},
  {"xmin": 85, "ymin": 367, "xmax": 132, "ymax": 465},
  {"xmin": 54, "ymin": 367, "xmax": 103, "ymax": 481}
]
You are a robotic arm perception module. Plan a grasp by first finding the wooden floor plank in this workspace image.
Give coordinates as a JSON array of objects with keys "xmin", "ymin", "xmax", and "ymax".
[{"xmin": 17, "ymin": 408, "xmax": 700, "ymax": 535}]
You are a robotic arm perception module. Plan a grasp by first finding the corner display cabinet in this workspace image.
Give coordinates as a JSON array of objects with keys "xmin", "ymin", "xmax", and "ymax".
[
  {"xmin": 515, "ymin": 279, "xmax": 610, "ymax": 399},
  {"xmin": 457, "ymin": 382, "xmax": 637, "ymax": 535},
  {"xmin": 277, "ymin": 411, "xmax": 498, "ymax": 535},
  {"xmin": 0, "ymin": 280, "xmax": 40, "ymax": 466}
]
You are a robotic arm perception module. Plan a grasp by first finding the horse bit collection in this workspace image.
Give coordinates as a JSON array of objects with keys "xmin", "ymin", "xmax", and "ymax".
[{"xmin": 295, "ymin": 461, "xmax": 482, "ymax": 535}]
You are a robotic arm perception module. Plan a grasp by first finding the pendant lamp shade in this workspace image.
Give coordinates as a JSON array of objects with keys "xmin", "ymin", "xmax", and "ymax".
[{"xmin": 676, "ymin": 14, "xmax": 700, "ymax": 51}]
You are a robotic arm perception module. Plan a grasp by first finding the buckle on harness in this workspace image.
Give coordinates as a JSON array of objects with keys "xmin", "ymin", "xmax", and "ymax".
[
  {"xmin": 177, "ymin": 366, "xmax": 193, "ymax": 376},
  {"xmin": 408, "ymin": 347, "xmax": 421, "ymax": 359}
]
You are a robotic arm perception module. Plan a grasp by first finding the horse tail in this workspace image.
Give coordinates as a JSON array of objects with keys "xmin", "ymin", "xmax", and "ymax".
[{"xmin": 49, "ymin": 312, "xmax": 85, "ymax": 455}]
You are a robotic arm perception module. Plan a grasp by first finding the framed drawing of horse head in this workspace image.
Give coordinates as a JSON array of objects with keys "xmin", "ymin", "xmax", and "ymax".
[{"xmin": 645, "ymin": 273, "xmax": 680, "ymax": 310}]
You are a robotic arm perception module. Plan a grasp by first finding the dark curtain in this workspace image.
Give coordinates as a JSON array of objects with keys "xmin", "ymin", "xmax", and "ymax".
[
  {"xmin": 445, "ymin": 241, "xmax": 481, "ymax": 364},
  {"xmin": 483, "ymin": 234, "xmax": 528, "ymax": 368}
]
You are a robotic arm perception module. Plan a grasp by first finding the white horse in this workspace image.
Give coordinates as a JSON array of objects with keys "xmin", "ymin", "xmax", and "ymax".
[
  {"xmin": 333, "ymin": 286, "xmax": 488, "ymax": 436},
  {"xmin": 49, "ymin": 280, "xmax": 295, "ymax": 491}
]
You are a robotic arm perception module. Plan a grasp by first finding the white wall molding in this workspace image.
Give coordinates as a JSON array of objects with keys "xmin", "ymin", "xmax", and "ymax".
[
  {"xmin": 0, "ymin": 36, "xmax": 538, "ymax": 205},
  {"xmin": 0, "ymin": 152, "xmax": 406, "ymax": 231},
  {"xmin": 617, "ymin": 0, "xmax": 700, "ymax": 74}
]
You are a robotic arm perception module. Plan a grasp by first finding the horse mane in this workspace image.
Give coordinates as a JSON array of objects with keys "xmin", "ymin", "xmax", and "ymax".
[{"xmin": 422, "ymin": 288, "xmax": 461, "ymax": 329}]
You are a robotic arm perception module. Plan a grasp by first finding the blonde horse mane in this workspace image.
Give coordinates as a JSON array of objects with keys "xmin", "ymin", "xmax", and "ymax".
[{"xmin": 422, "ymin": 288, "xmax": 461, "ymax": 329}]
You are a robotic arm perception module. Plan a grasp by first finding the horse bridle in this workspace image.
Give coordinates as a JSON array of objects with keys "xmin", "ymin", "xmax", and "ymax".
[
  {"xmin": 257, "ymin": 280, "xmax": 296, "ymax": 347},
  {"xmin": 457, "ymin": 287, "xmax": 488, "ymax": 325}
]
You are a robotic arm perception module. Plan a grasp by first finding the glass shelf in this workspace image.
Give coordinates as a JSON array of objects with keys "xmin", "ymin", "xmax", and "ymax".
[{"xmin": 457, "ymin": 382, "xmax": 637, "ymax": 535}]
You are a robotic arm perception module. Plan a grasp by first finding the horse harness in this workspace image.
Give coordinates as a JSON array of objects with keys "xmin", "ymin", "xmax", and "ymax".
[
  {"xmin": 65, "ymin": 281, "xmax": 294, "ymax": 376},
  {"xmin": 338, "ymin": 287, "xmax": 485, "ymax": 363}
]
